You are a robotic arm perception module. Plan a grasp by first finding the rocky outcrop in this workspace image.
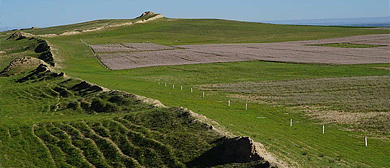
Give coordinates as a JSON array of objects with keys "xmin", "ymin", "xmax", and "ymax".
[
  {"xmin": 5, "ymin": 33, "xmax": 55, "ymax": 66},
  {"xmin": 218, "ymin": 136, "xmax": 263, "ymax": 162},
  {"xmin": 35, "ymin": 39, "xmax": 55, "ymax": 66},
  {"xmin": 133, "ymin": 94, "xmax": 165, "ymax": 108},
  {"xmin": 0, "ymin": 57, "xmax": 45, "ymax": 76},
  {"xmin": 71, "ymin": 81, "xmax": 104, "ymax": 93},
  {"xmin": 139, "ymin": 11, "xmax": 156, "ymax": 17},
  {"xmin": 187, "ymin": 136, "xmax": 271, "ymax": 167},
  {"xmin": 6, "ymin": 32, "xmax": 27, "ymax": 41},
  {"xmin": 16, "ymin": 64, "xmax": 64, "ymax": 83}
]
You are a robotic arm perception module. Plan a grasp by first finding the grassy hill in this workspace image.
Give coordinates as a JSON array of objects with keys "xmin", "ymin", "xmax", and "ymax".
[
  {"xmin": 1, "ymin": 14, "xmax": 389, "ymax": 167},
  {"xmin": 48, "ymin": 17, "xmax": 388, "ymax": 45},
  {"xmin": 22, "ymin": 14, "xmax": 159, "ymax": 35},
  {"xmin": 0, "ymin": 62, "xmax": 268, "ymax": 167}
]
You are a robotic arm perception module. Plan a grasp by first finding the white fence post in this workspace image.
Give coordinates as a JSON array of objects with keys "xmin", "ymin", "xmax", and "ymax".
[
  {"xmin": 202, "ymin": 92, "xmax": 205, "ymax": 97},
  {"xmin": 181, "ymin": 86, "xmax": 183, "ymax": 90},
  {"xmin": 322, "ymin": 125, "xmax": 325, "ymax": 134},
  {"xmin": 172, "ymin": 84, "xmax": 175, "ymax": 89},
  {"xmin": 245, "ymin": 103, "xmax": 248, "ymax": 110},
  {"xmin": 228, "ymin": 100, "xmax": 231, "ymax": 106},
  {"xmin": 365, "ymin": 137, "xmax": 368, "ymax": 147},
  {"xmin": 191, "ymin": 88, "xmax": 193, "ymax": 93},
  {"xmin": 165, "ymin": 83, "xmax": 167, "ymax": 87},
  {"xmin": 290, "ymin": 119, "xmax": 293, "ymax": 127}
]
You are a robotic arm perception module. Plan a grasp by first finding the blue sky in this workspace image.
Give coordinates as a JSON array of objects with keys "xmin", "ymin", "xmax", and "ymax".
[{"xmin": 1, "ymin": 0, "xmax": 389, "ymax": 28}]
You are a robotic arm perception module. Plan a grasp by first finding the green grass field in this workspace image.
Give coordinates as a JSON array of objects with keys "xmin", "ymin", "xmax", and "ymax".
[
  {"xmin": 1, "ymin": 64, "xmax": 267, "ymax": 167},
  {"xmin": 1, "ymin": 16, "xmax": 389, "ymax": 167}
]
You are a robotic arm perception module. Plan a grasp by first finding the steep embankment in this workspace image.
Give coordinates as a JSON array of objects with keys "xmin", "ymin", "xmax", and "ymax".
[
  {"xmin": 5, "ymin": 32, "xmax": 55, "ymax": 65},
  {"xmin": 0, "ymin": 32, "xmax": 55, "ymax": 76}
]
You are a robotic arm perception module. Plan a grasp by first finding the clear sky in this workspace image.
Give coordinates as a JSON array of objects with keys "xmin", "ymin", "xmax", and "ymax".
[{"xmin": 1, "ymin": 0, "xmax": 389, "ymax": 28}]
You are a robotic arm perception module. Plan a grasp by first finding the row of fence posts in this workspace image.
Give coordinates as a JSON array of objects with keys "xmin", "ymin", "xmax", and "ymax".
[{"xmin": 158, "ymin": 82, "xmax": 369, "ymax": 147}]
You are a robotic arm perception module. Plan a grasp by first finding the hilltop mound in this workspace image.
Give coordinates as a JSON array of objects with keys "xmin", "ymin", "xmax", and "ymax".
[
  {"xmin": 23, "ymin": 11, "xmax": 163, "ymax": 36},
  {"xmin": 140, "ymin": 11, "xmax": 156, "ymax": 17}
]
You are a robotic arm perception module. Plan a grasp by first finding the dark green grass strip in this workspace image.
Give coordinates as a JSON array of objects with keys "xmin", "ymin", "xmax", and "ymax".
[
  {"xmin": 44, "ymin": 123, "xmax": 93, "ymax": 168},
  {"xmin": 58, "ymin": 123, "xmax": 111, "ymax": 168},
  {"xmin": 33, "ymin": 125, "xmax": 72, "ymax": 168},
  {"xmin": 112, "ymin": 119, "xmax": 185, "ymax": 168},
  {"xmin": 97, "ymin": 120, "xmax": 146, "ymax": 166},
  {"xmin": 71, "ymin": 121, "xmax": 139, "ymax": 167},
  {"xmin": 307, "ymin": 43, "xmax": 388, "ymax": 48}
]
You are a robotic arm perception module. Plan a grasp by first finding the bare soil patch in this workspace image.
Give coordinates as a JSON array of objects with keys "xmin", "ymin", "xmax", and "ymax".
[
  {"xmin": 94, "ymin": 34, "xmax": 390, "ymax": 70},
  {"xmin": 97, "ymin": 49, "xmax": 252, "ymax": 70}
]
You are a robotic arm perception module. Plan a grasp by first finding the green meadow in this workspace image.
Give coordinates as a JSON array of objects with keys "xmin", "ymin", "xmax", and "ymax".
[{"xmin": 0, "ymin": 16, "xmax": 389, "ymax": 167}]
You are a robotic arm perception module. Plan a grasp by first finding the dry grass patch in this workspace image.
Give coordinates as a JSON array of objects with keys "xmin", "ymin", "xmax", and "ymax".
[
  {"xmin": 201, "ymin": 76, "xmax": 390, "ymax": 112},
  {"xmin": 201, "ymin": 76, "xmax": 390, "ymax": 134},
  {"xmin": 373, "ymin": 67, "xmax": 390, "ymax": 70}
]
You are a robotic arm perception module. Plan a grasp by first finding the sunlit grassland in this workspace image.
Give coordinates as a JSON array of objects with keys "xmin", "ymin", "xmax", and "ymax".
[
  {"xmin": 45, "ymin": 39, "xmax": 390, "ymax": 167},
  {"xmin": 1, "ymin": 17, "xmax": 389, "ymax": 167}
]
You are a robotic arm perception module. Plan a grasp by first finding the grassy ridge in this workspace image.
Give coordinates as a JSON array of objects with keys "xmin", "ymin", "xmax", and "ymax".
[
  {"xmin": 22, "ymin": 14, "xmax": 159, "ymax": 35},
  {"xmin": 0, "ymin": 36, "xmax": 41, "ymax": 69},
  {"xmin": 2, "ymin": 67, "xmax": 261, "ymax": 167}
]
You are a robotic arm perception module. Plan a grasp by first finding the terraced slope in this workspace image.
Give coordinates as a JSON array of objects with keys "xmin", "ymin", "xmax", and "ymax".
[
  {"xmin": 0, "ymin": 62, "xmax": 270, "ymax": 167},
  {"xmin": 32, "ymin": 112, "xmax": 194, "ymax": 168}
]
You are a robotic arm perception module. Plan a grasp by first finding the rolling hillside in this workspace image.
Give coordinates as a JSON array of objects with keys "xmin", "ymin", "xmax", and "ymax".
[{"xmin": 1, "ymin": 12, "xmax": 389, "ymax": 167}]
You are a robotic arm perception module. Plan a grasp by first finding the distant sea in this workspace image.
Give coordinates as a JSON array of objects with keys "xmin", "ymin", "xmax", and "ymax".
[{"xmin": 265, "ymin": 17, "xmax": 390, "ymax": 27}]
